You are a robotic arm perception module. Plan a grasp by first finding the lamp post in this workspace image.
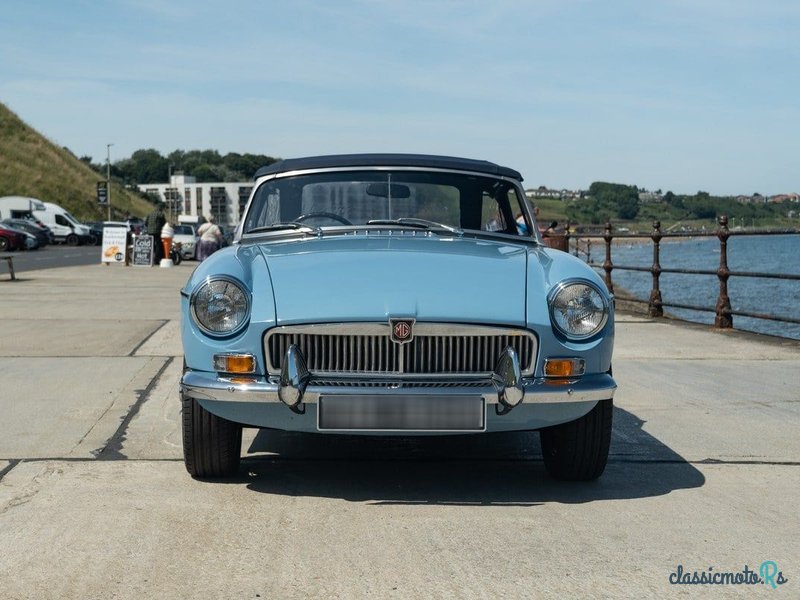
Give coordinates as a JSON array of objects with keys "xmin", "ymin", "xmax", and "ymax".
[
  {"xmin": 106, "ymin": 143, "xmax": 114, "ymax": 221},
  {"xmin": 168, "ymin": 163, "xmax": 174, "ymax": 223}
]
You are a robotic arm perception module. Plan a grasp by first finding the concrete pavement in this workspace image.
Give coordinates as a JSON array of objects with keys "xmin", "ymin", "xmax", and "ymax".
[{"xmin": 0, "ymin": 263, "xmax": 798, "ymax": 598}]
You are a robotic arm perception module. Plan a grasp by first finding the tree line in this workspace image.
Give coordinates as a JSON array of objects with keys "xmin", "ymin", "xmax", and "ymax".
[
  {"xmin": 79, "ymin": 149, "xmax": 279, "ymax": 185},
  {"xmin": 565, "ymin": 182, "xmax": 793, "ymax": 225}
]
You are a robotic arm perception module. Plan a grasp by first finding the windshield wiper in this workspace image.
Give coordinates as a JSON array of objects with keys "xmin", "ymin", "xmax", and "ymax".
[
  {"xmin": 366, "ymin": 218, "xmax": 463, "ymax": 237},
  {"xmin": 246, "ymin": 223, "xmax": 322, "ymax": 236}
]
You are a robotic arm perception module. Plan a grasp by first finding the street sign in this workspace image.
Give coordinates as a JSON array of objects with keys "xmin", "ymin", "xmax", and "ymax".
[
  {"xmin": 97, "ymin": 181, "xmax": 108, "ymax": 205},
  {"xmin": 131, "ymin": 234, "xmax": 154, "ymax": 267}
]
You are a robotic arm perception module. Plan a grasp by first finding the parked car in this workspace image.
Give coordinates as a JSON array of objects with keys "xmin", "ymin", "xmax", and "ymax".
[
  {"xmin": 172, "ymin": 224, "xmax": 198, "ymax": 259},
  {"xmin": 126, "ymin": 216, "xmax": 144, "ymax": 234},
  {"xmin": 103, "ymin": 220, "xmax": 133, "ymax": 232},
  {"xmin": 2, "ymin": 224, "xmax": 39, "ymax": 250},
  {"xmin": 22, "ymin": 231, "xmax": 39, "ymax": 250},
  {"xmin": 1, "ymin": 218, "xmax": 50, "ymax": 247},
  {"xmin": 0, "ymin": 222, "xmax": 27, "ymax": 251},
  {"xmin": 180, "ymin": 154, "xmax": 616, "ymax": 480},
  {"xmin": 84, "ymin": 222, "xmax": 105, "ymax": 245},
  {"xmin": 216, "ymin": 225, "xmax": 234, "ymax": 247},
  {"xmin": 32, "ymin": 202, "xmax": 93, "ymax": 245}
]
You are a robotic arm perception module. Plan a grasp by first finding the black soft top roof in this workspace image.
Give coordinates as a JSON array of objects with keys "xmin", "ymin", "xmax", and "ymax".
[{"xmin": 254, "ymin": 153, "xmax": 523, "ymax": 181}]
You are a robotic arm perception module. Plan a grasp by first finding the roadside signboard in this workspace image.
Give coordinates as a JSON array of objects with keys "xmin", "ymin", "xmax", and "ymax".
[
  {"xmin": 101, "ymin": 226, "xmax": 127, "ymax": 264},
  {"xmin": 131, "ymin": 234, "xmax": 154, "ymax": 267},
  {"xmin": 97, "ymin": 181, "xmax": 108, "ymax": 205}
]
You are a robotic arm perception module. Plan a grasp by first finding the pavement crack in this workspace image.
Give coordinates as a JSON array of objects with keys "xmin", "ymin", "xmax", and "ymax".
[
  {"xmin": 127, "ymin": 319, "xmax": 169, "ymax": 356},
  {"xmin": 611, "ymin": 458, "xmax": 800, "ymax": 466},
  {"xmin": 0, "ymin": 463, "xmax": 59, "ymax": 516},
  {"xmin": 0, "ymin": 459, "xmax": 21, "ymax": 483},
  {"xmin": 95, "ymin": 357, "xmax": 175, "ymax": 461}
]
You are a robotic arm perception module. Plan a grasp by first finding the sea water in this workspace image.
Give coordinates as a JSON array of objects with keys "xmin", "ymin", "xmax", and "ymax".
[{"xmin": 589, "ymin": 234, "xmax": 800, "ymax": 341}]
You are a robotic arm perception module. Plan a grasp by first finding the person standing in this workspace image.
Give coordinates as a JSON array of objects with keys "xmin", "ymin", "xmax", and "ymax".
[
  {"xmin": 144, "ymin": 204, "xmax": 166, "ymax": 263},
  {"xmin": 197, "ymin": 216, "xmax": 223, "ymax": 261}
]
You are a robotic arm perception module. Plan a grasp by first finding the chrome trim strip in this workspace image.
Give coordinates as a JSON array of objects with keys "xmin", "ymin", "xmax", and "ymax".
[
  {"xmin": 254, "ymin": 166, "xmax": 522, "ymax": 185},
  {"xmin": 181, "ymin": 371, "xmax": 616, "ymax": 406}
]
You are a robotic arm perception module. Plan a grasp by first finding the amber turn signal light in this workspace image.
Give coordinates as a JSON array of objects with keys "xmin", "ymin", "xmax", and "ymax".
[
  {"xmin": 544, "ymin": 358, "xmax": 586, "ymax": 378},
  {"xmin": 213, "ymin": 353, "xmax": 256, "ymax": 374}
]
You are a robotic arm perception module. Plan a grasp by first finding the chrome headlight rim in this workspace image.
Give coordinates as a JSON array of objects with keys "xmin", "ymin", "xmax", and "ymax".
[
  {"xmin": 547, "ymin": 278, "xmax": 610, "ymax": 341},
  {"xmin": 190, "ymin": 275, "xmax": 251, "ymax": 338}
]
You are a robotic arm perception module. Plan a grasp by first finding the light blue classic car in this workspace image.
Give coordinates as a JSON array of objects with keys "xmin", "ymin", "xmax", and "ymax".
[{"xmin": 180, "ymin": 154, "xmax": 616, "ymax": 480}]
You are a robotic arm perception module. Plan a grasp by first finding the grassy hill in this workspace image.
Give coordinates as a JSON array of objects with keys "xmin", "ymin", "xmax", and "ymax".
[{"xmin": 0, "ymin": 102, "xmax": 154, "ymax": 220}]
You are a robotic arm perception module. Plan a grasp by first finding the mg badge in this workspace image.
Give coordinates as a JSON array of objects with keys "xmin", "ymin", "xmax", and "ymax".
[{"xmin": 389, "ymin": 318, "xmax": 415, "ymax": 345}]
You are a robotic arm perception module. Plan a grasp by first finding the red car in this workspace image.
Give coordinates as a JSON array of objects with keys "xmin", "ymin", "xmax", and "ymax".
[{"xmin": 0, "ymin": 223, "xmax": 27, "ymax": 252}]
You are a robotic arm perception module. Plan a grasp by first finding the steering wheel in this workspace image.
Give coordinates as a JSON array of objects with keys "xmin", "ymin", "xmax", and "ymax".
[
  {"xmin": 294, "ymin": 212, "xmax": 353, "ymax": 226},
  {"xmin": 294, "ymin": 212, "xmax": 352, "ymax": 225}
]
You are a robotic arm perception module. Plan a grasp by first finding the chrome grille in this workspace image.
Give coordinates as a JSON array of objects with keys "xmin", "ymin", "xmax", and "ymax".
[{"xmin": 265, "ymin": 323, "xmax": 536, "ymax": 376}]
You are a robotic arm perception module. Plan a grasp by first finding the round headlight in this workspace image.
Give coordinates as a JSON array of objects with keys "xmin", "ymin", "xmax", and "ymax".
[
  {"xmin": 548, "ymin": 280, "xmax": 609, "ymax": 340},
  {"xmin": 191, "ymin": 276, "xmax": 250, "ymax": 336}
]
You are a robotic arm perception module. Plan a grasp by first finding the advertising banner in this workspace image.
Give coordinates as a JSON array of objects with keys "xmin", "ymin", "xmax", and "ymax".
[
  {"xmin": 101, "ymin": 227, "xmax": 128, "ymax": 264},
  {"xmin": 131, "ymin": 234, "xmax": 154, "ymax": 267}
]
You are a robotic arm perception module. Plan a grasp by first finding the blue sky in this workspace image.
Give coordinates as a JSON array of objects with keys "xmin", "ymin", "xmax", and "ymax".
[{"xmin": 1, "ymin": 0, "xmax": 798, "ymax": 195}]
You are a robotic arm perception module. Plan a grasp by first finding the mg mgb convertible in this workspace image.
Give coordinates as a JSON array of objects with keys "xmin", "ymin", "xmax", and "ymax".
[{"xmin": 180, "ymin": 154, "xmax": 616, "ymax": 479}]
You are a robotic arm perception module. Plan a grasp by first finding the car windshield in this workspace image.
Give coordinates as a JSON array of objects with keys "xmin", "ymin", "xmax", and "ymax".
[
  {"xmin": 64, "ymin": 211, "xmax": 82, "ymax": 226},
  {"xmin": 174, "ymin": 225, "xmax": 195, "ymax": 235},
  {"xmin": 243, "ymin": 170, "xmax": 532, "ymax": 237}
]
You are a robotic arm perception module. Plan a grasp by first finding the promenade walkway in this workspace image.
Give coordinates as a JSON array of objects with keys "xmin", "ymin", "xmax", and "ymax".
[{"xmin": 0, "ymin": 264, "xmax": 797, "ymax": 598}]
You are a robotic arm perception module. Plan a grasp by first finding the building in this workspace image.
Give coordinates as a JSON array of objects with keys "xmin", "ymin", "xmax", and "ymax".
[
  {"xmin": 525, "ymin": 186, "xmax": 584, "ymax": 201},
  {"xmin": 137, "ymin": 174, "xmax": 253, "ymax": 227}
]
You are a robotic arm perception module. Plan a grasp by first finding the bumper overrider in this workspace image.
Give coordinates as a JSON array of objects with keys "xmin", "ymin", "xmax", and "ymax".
[{"xmin": 181, "ymin": 345, "xmax": 616, "ymax": 416}]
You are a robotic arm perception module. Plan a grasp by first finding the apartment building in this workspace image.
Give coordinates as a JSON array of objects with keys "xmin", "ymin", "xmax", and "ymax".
[{"xmin": 137, "ymin": 174, "xmax": 253, "ymax": 227}]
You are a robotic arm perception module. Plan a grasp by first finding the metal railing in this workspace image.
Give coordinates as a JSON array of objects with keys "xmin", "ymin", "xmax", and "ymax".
[{"xmin": 554, "ymin": 216, "xmax": 800, "ymax": 328}]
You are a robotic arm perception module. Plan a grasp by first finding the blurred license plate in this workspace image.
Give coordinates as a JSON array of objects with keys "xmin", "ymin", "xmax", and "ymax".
[{"xmin": 318, "ymin": 395, "xmax": 485, "ymax": 432}]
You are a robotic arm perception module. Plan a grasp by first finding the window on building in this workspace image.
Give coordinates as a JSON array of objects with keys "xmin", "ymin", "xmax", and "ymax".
[
  {"xmin": 184, "ymin": 188, "xmax": 192, "ymax": 214},
  {"xmin": 196, "ymin": 187, "xmax": 203, "ymax": 216},
  {"xmin": 210, "ymin": 187, "xmax": 228, "ymax": 225},
  {"xmin": 163, "ymin": 187, "xmax": 180, "ymax": 218},
  {"xmin": 238, "ymin": 186, "xmax": 253, "ymax": 221}
]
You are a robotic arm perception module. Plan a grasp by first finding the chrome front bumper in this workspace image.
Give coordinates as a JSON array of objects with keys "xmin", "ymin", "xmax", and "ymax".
[{"xmin": 181, "ymin": 370, "xmax": 616, "ymax": 406}]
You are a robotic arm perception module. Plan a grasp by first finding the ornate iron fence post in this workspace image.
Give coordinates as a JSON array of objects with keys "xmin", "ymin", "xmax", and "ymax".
[
  {"xmin": 715, "ymin": 215, "xmax": 733, "ymax": 328},
  {"xmin": 603, "ymin": 222, "xmax": 614, "ymax": 294},
  {"xmin": 648, "ymin": 220, "xmax": 664, "ymax": 317},
  {"xmin": 564, "ymin": 219, "xmax": 571, "ymax": 255}
]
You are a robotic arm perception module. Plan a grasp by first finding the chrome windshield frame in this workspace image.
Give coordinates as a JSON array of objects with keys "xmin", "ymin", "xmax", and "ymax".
[{"xmin": 235, "ymin": 166, "xmax": 539, "ymax": 245}]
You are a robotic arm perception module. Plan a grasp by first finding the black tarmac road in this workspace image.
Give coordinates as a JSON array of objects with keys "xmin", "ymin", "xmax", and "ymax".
[{"xmin": 3, "ymin": 244, "xmax": 102, "ymax": 274}]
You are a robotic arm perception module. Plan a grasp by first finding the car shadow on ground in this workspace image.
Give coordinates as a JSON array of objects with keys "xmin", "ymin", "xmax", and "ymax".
[{"xmin": 230, "ymin": 407, "xmax": 705, "ymax": 505}]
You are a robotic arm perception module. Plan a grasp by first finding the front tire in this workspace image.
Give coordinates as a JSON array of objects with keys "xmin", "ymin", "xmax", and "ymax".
[
  {"xmin": 66, "ymin": 233, "xmax": 79, "ymax": 246},
  {"xmin": 181, "ymin": 393, "xmax": 242, "ymax": 478},
  {"xmin": 540, "ymin": 399, "xmax": 612, "ymax": 481}
]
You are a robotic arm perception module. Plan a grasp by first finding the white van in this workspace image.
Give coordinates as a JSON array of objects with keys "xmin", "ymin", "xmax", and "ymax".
[
  {"xmin": 33, "ymin": 202, "xmax": 92, "ymax": 245},
  {"xmin": 0, "ymin": 196, "xmax": 47, "ymax": 220}
]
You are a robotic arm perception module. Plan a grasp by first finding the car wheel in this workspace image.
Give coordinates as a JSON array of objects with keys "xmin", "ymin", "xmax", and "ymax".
[
  {"xmin": 181, "ymin": 392, "xmax": 242, "ymax": 478},
  {"xmin": 66, "ymin": 233, "xmax": 79, "ymax": 246},
  {"xmin": 0, "ymin": 237, "xmax": 8, "ymax": 251},
  {"xmin": 540, "ymin": 399, "xmax": 612, "ymax": 481}
]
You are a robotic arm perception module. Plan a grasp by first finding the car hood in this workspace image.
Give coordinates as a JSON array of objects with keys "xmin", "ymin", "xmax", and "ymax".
[{"xmin": 256, "ymin": 235, "xmax": 529, "ymax": 325}]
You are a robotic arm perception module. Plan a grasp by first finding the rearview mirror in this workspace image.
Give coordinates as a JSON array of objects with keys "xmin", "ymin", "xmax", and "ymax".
[{"xmin": 366, "ymin": 183, "xmax": 411, "ymax": 199}]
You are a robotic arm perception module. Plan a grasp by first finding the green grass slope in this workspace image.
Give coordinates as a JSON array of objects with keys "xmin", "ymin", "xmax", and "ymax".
[{"xmin": 0, "ymin": 102, "xmax": 153, "ymax": 220}]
